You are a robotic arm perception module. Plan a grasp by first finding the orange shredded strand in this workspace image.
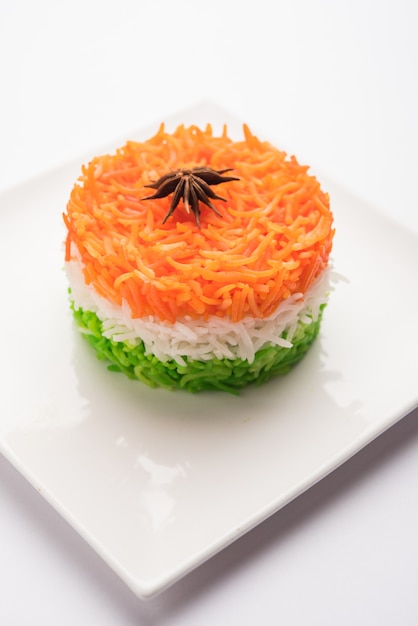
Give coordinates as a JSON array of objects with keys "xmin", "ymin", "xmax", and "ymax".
[{"xmin": 64, "ymin": 124, "xmax": 334, "ymax": 323}]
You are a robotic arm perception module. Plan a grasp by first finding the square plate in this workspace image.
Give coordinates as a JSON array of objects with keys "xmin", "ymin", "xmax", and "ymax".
[{"xmin": 1, "ymin": 103, "xmax": 417, "ymax": 599}]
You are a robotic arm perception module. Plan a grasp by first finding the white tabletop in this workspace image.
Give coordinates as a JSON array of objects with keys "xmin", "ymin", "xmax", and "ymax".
[{"xmin": 1, "ymin": 1, "xmax": 417, "ymax": 624}]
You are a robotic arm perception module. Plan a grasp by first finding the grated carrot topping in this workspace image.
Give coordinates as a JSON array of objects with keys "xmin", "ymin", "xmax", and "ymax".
[{"xmin": 64, "ymin": 124, "xmax": 334, "ymax": 323}]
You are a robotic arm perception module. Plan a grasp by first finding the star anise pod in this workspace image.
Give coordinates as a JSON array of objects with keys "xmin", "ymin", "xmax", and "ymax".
[{"xmin": 143, "ymin": 166, "xmax": 239, "ymax": 228}]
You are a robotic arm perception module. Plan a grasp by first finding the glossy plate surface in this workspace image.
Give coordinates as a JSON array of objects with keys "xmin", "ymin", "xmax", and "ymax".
[{"xmin": 1, "ymin": 103, "xmax": 417, "ymax": 598}]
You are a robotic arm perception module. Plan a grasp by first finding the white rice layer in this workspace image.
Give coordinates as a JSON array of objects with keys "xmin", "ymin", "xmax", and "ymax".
[{"xmin": 66, "ymin": 257, "xmax": 331, "ymax": 365}]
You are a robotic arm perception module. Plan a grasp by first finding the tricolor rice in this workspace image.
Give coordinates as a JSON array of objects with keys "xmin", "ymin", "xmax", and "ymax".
[{"xmin": 63, "ymin": 123, "xmax": 335, "ymax": 392}]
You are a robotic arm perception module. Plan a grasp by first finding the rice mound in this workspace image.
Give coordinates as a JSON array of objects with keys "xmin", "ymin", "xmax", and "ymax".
[{"xmin": 63, "ymin": 123, "xmax": 334, "ymax": 392}]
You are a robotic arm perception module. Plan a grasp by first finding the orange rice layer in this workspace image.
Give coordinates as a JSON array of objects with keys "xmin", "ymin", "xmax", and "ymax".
[{"xmin": 64, "ymin": 124, "xmax": 334, "ymax": 323}]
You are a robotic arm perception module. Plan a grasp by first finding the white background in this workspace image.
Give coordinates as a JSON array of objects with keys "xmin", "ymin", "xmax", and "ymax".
[{"xmin": 1, "ymin": 1, "xmax": 417, "ymax": 624}]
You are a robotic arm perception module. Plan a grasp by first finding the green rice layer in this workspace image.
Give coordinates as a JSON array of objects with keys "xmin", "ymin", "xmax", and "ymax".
[{"xmin": 72, "ymin": 305, "xmax": 324, "ymax": 394}]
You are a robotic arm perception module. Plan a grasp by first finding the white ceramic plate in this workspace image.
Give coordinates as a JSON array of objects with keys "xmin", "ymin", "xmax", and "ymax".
[{"xmin": 1, "ymin": 103, "xmax": 417, "ymax": 599}]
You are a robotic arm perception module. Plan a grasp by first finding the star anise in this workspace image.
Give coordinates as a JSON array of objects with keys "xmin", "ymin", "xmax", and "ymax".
[{"xmin": 143, "ymin": 166, "xmax": 239, "ymax": 228}]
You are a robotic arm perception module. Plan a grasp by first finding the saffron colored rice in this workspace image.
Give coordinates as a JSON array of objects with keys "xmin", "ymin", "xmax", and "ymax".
[{"xmin": 63, "ymin": 123, "xmax": 334, "ymax": 393}]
